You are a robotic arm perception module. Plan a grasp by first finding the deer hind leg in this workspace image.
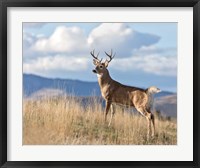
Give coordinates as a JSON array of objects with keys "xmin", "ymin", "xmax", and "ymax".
[
  {"xmin": 105, "ymin": 101, "xmax": 111, "ymax": 123},
  {"xmin": 144, "ymin": 108, "xmax": 155, "ymax": 137},
  {"xmin": 146, "ymin": 113, "xmax": 152, "ymax": 139},
  {"xmin": 146, "ymin": 112, "xmax": 155, "ymax": 138},
  {"xmin": 135, "ymin": 107, "xmax": 153, "ymax": 139},
  {"xmin": 108, "ymin": 104, "xmax": 115, "ymax": 127},
  {"xmin": 151, "ymin": 113, "xmax": 155, "ymax": 137}
]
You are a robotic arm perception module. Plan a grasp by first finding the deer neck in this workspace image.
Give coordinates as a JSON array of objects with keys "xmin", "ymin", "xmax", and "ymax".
[{"xmin": 97, "ymin": 71, "xmax": 113, "ymax": 90}]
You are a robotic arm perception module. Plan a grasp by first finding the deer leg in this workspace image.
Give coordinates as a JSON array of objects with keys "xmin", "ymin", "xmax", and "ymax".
[
  {"xmin": 108, "ymin": 104, "xmax": 115, "ymax": 127},
  {"xmin": 146, "ymin": 112, "xmax": 156, "ymax": 138},
  {"xmin": 135, "ymin": 107, "xmax": 152, "ymax": 139},
  {"xmin": 105, "ymin": 101, "xmax": 111, "ymax": 123},
  {"xmin": 151, "ymin": 113, "xmax": 155, "ymax": 137},
  {"xmin": 146, "ymin": 108, "xmax": 155, "ymax": 137},
  {"xmin": 146, "ymin": 114, "xmax": 151, "ymax": 139}
]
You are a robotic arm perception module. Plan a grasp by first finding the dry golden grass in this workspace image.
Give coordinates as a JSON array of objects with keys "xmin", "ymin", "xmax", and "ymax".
[{"xmin": 23, "ymin": 96, "xmax": 177, "ymax": 145}]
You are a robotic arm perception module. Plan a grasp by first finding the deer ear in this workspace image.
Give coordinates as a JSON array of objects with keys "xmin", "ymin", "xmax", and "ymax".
[
  {"xmin": 104, "ymin": 61, "xmax": 109, "ymax": 67},
  {"xmin": 93, "ymin": 59, "xmax": 98, "ymax": 65}
]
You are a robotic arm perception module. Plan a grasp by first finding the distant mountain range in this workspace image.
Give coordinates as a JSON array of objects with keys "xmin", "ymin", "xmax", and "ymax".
[
  {"xmin": 23, "ymin": 73, "xmax": 174, "ymax": 97},
  {"xmin": 155, "ymin": 95, "xmax": 177, "ymax": 117},
  {"xmin": 23, "ymin": 74, "xmax": 101, "ymax": 97},
  {"xmin": 23, "ymin": 74, "xmax": 177, "ymax": 117}
]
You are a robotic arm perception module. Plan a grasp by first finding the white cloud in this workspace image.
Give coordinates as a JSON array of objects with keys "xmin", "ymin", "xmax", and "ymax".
[
  {"xmin": 132, "ymin": 45, "xmax": 177, "ymax": 56},
  {"xmin": 110, "ymin": 54, "xmax": 177, "ymax": 76},
  {"xmin": 26, "ymin": 23, "xmax": 160, "ymax": 58},
  {"xmin": 23, "ymin": 32, "xmax": 38, "ymax": 48},
  {"xmin": 23, "ymin": 23, "xmax": 176, "ymax": 77},
  {"xmin": 32, "ymin": 26, "xmax": 89, "ymax": 54},
  {"xmin": 88, "ymin": 23, "xmax": 160, "ymax": 57},
  {"xmin": 23, "ymin": 32, "xmax": 43, "ymax": 60},
  {"xmin": 23, "ymin": 55, "xmax": 89, "ymax": 74}
]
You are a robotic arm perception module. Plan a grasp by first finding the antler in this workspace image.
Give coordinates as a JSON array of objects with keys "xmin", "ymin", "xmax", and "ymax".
[
  {"xmin": 90, "ymin": 50, "xmax": 102, "ymax": 65},
  {"xmin": 104, "ymin": 49, "xmax": 115, "ymax": 64}
]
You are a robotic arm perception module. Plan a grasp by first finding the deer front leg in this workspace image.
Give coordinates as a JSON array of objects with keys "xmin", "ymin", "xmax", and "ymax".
[
  {"xmin": 108, "ymin": 104, "xmax": 115, "ymax": 127},
  {"xmin": 105, "ymin": 101, "xmax": 111, "ymax": 123}
]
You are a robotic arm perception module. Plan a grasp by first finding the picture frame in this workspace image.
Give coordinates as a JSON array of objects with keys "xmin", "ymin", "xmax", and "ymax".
[{"xmin": 0, "ymin": 0, "xmax": 199, "ymax": 167}]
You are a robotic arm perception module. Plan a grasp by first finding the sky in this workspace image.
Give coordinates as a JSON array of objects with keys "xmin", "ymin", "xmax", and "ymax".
[{"xmin": 23, "ymin": 22, "xmax": 177, "ymax": 92}]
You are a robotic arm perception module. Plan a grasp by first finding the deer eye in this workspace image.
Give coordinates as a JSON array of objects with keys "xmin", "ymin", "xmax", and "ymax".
[{"xmin": 99, "ymin": 65, "xmax": 103, "ymax": 69}]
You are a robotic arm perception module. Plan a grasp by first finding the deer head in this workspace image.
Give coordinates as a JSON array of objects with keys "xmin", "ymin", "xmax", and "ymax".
[{"xmin": 91, "ymin": 49, "xmax": 115, "ymax": 78}]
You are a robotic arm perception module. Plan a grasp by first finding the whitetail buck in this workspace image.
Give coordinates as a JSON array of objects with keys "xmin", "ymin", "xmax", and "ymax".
[{"xmin": 91, "ymin": 49, "xmax": 161, "ymax": 138}]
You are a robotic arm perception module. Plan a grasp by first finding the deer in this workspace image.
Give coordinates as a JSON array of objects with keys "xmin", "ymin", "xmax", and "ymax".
[{"xmin": 91, "ymin": 49, "xmax": 161, "ymax": 138}]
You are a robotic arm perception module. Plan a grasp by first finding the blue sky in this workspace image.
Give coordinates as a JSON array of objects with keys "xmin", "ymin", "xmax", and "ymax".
[{"xmin": 23, "ymin": 22, "xmax": 177, "ymax": 92}]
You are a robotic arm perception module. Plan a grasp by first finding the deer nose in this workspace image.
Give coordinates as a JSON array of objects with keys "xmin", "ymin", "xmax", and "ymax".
[{"xmin": 92, "ymin": 69, "xmax": 97, "ymax": 73}]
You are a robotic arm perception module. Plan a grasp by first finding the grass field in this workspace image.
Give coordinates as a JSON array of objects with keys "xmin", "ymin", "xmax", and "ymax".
[{"xmin": 23, "ymin": 96, "xmax": 177, "ymax": 145}]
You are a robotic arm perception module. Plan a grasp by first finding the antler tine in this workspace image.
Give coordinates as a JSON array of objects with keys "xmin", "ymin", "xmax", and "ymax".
[
  {"xmin": 105, "ymin": 49, "xmax": 115, "ymax": 63},
  {"xmin": 90, "ymin": 49, "xmax": 102, "ymax": 62}
]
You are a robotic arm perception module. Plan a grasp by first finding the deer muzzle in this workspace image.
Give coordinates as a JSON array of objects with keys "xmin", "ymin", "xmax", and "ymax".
[{"xmin": 92, "ymin": 69, "xmax": 97, "ymax": 73}]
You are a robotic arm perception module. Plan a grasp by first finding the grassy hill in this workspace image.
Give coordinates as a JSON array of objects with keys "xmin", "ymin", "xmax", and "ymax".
[{"xmin": 23, "ymin": 96, "xmax": 177, "ymax": 145}]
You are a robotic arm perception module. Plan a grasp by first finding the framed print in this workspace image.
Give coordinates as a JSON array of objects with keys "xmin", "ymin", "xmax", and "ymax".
[{"xmin": 0, "ymin": 0, "xmax": 199, "ymax": 167}]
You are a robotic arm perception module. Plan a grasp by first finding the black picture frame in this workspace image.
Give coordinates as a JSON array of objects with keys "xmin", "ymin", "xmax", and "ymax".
[{"xmin": 0, "ymin": 0, "xmax": 199, "ymax": 167}]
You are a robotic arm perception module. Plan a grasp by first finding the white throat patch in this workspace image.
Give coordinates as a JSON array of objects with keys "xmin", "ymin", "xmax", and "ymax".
[{"xmin": 97, "ymin": 73, "xmax": 103, "ymax": 78}]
